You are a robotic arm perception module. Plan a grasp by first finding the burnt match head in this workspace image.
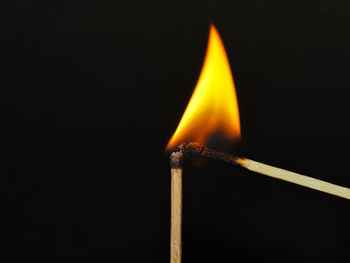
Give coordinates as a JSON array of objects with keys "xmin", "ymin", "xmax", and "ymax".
[
  {"xmin": 174, "ymin": 141, "xmax": 240, "ymax": 167},
  {"xmin": 178, "ymin": 142, "xmax": 205, "ymax": 156},
  {"xmin": 170, "ymin": 151, "xmax": 183, "ymax": 168}
]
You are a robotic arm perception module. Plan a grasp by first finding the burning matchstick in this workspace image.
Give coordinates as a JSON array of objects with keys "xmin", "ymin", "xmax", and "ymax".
[{"xmin": 167, "ymin": 24, "xmax": 350, "ymax": 263}]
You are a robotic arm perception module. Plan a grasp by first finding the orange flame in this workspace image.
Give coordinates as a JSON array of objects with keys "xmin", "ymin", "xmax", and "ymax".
[{"xmin": 167, "ymin": 24, "xmax": 241, "ymax": 150}]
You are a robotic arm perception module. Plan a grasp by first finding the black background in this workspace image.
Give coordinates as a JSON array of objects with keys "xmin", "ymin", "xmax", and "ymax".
[{"xmin": 2, "ymin": 0, "xmax": 350, "ymax": 262}]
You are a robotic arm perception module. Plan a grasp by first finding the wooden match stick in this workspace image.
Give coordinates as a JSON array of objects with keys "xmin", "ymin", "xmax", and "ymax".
[
  {"xmin": 179, "ymin": 142, "xmax": 350, "ymax": 200},
  {"xmin": 170, "ymin": 151, "xmax": 183, "ymax": 263}
]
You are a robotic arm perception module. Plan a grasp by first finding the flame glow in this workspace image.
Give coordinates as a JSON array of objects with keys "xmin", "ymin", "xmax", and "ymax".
[{"xmin": 167, "ymin": 24, "xmax": 241, "ymax": 150}]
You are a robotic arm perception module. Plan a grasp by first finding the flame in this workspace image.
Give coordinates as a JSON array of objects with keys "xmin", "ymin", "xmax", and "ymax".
[{"xmin": 167, "ymin": 24, "xmax": 241, "ymax": 150}]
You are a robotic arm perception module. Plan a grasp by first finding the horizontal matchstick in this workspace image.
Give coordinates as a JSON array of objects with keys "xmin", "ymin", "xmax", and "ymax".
[{"xmin": 178, "ymin": 142, "xmax": 350, "ymax": 200}]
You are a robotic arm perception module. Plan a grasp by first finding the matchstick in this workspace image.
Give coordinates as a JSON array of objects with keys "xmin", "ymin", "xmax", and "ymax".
[
  {"xmin": 179, "ymin": 142, "xmax": 350, "ymax": 200},
  {"xmin": 170, "ymin": 151, "xmax": 183, "ymax": 263}
]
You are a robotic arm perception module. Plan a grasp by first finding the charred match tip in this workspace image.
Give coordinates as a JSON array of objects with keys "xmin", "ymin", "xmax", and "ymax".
[
  {"xmin": 169, "ymin": 142, "xmax": 206, "ymax": 168},
  {"xmin": 178, "ymin": 142, "xmax": 204, "ymax": 157},
  {"xmin": 170, "ymin": 151, "xmax": 184, "ymax": 169},
  {"xmin": 176, "ymin": 141, "xmax": 241, "ymax": 167}
]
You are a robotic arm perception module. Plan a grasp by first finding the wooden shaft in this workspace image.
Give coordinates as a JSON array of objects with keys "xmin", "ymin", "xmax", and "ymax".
[
  {"xmin": 171, "ymin": 168, "xmax": 182, "ymax": 263},
  {"xmin": 235, "ymin": 158, "xmax": 350, "ymax": 200}
]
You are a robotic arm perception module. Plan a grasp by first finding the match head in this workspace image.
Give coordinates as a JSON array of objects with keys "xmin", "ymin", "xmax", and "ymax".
[
  {"xmin": 178, "ymin": 142, "xmax": 205, "ymax": 157},
  {"xmin": 170, "ymin": 151, "xmax": 183, "ymax": 168}
]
